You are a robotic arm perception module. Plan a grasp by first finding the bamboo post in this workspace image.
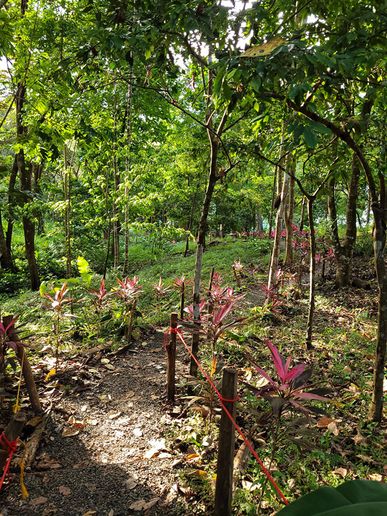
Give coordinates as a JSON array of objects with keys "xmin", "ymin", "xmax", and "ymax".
[
  {"xmin": 166, "ymin": 312, "xmax": 178, "ymax": 403},
  {"xmin": 215, "ymin": 368, "xmax": 237, "ymax": 516},
  {"xmin": 180, "ymin": 281, "xmax": 185, "ymax": 320},
  {"xmin": 189, "ymin": 324, "xmax": 200, "ymax": 377},
  {"xmin": 0, "ymin": 412, "xmax": 26, "ymax": 471}
]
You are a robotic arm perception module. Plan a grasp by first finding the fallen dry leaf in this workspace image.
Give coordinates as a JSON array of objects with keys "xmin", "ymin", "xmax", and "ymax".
[
  {"xmin": 185, "ymin": 453, "xmax": 200, "ymax": 463},
  {"xmin": 109, "ymin": 412, "xmax": 122, "ymax": 420},
  {"xmin": 144, "ymin": 448, "xmax": 160, "ymax": 459},
  {"xmin": 128, "ymin": 497, "xmax": 159, "ymax": 511},
  {"xmin": 30, "ymin": 496, "xmax": 48, "ymax": 506},
  {"xmin": 125, "ymin": 478, "xmax": 138, "ymax": 490},
  {"xmin": 36, "ymin": 454, "xmax": 62, "ymax": 471},
  {"xmin": 62, "ymin": 427, "xmax": 80, "ymax": 437},
  {"xmin": 316, "ymin": 416, "xmax": 334, "ymax": 428},
  {"xmin": 58, "ymin": 485, "xmax": 71, "ymax": 496},
  {"xmin": 327, "ymin": 421, "xmax": 340, "ymax": 436},
  {"xmin": 333, "ymin": 467, "xmax": 348, "ymax": 478}
]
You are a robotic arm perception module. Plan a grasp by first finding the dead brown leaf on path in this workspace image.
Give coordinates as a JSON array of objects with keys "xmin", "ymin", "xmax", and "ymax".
[
  {"xmin": 333, "ymin": 467, "xmax": 348, "ymax": 478},
  {"xmin": 30, "ymin": 496, "xmax": 48, "ymax": 506},
  {"xmin": 316, "ymin": 416, "xmax": 334, "ymax": 428},
  {"xmin": 327, "ymin": 421, "xmax": 340, "ymax": 436},
  {"xmin": 128, "ymin": 497, "xmax": 159, "ymax": 511},
  {"xmin": 36, "ymin": 453, "xmax": 62, "ymax": 470},
  {"xmin": 58, "ymin": 485, "xmax": 71, "ymax": 496}
]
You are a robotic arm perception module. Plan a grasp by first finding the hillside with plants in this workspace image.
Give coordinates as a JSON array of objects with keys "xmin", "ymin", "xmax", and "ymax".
[{"xmin": 0, "ymin": 1, "xmax": 386, "ymax": 515}]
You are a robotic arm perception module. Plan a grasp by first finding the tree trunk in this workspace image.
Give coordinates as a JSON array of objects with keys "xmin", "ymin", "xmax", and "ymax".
[
  {"xmin": 32, "ymin": 162, "xmax": 44, "ymax": 235},
  {"xmin": 15, "ymin": 0, "xmax": 39, "ymax": 290},
  {"xmin": 112, "ymin": 155, "xmax": 120, "ymax": 268},
  {"xmin": 267, "ymin": 165, "xmax": 289, "ymax": 291},
  {"xmin": 306, "ymin": 197, "xmax": 316, "ymax": 350},
  {"xmin": 123, "ymin": 63, "xmax": 133, "ymax": 274},
  {"xmin": 18, "ymin": 151, "xmax": 40, "ymax": 288},
  {"xmin": 0, "ymin": 210, "xmax": 14, "ymax": 270},
  {"xmin": 191, "ymin": 137, "xmax": 219, "ymax": 375},
  {"xmin": 5, "ymin": 156, "xmax": 18, "ymax": 255},
  {"xmin": 369, "ymin": 174, "xmax": 386, "ymax": 422},
  {"xmin": 299, "ymin": 196, "xmax": 306, "ymax": 231},
  {"xmin": 64, "ymin": 147, "xmax": 72, "ymax": 278},
  {"xmin": 328, "ymin": 154, "xmax": 360, "ymax": 287},
  {"xmin": 284, "ymin": 156, "xmax": 295, "ymax": 266}
]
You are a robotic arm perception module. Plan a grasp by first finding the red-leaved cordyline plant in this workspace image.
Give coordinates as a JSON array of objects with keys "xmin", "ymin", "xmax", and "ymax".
[
  {"xmin": 0, "ymin": 315, "xmax": 23, "ymax": 404},
  {"xmin": 261, "ymin": 284, "xmax": 284, "ymax": 313},
  {"xmin": 0, "ymin": 317, "xmax": 16, "ymax": 341},
  {"xmin": 89, "ymin": 278, "xmax": 108, "ymax": 313},
  {"xmin": 232, "ymin": 260, "xmax": 244, "ymax": 288},
  {"xmin": 185, "ymin": 287, "xmax": 244, "ymax": 352},
  {"xmin": 153, "ymin": 276, "xmax": 170, "ymax": 298},
  {"xmin": 115, "ymin": 276, "xmax": 142, "ymax": 342},
  {"xmin": 184, "ymin": 300, "xmax": 207, "ymax": 320},
  {"xmin": 251, "ymin": 340, "xmax": 328, "ymax": 417},
  {"xmin": 0, "ymin": 316, "xmax": 22, "ymax": 358},
  {"xmin": 173, "ymin": 275, "xmax": 186, "ymax": 289},
  {"xmin": 43, "ymin": 283, "xmax": 73, "ymax": 368}
]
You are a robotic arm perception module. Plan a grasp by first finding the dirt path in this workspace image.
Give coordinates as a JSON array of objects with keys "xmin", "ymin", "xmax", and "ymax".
[{"xmin": 1, "ymin": 334, "xmax": 188, "ymax": 516}]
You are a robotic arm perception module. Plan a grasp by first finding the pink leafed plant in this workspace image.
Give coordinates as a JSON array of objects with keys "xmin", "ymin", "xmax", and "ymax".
[
  {"xmin": 115, "ymin": 276, "xmax": 142, "ymax": 301},
  {"xmin": 115, "ymin": 277, "xmax": 142, "ymax": 342},
  {"xmin": 42, "ymin": 283, "xmax": 73, "ymax": 367},
  {"xmin": 153, "ymin": 276, "xmax": 171, "ymax": 298},
  {"xmin": 89, "ymin": 278, "xmax": 108, "ymax": 312},
  {"xmin": 0, "ymin": 317, "xmax": 17, "ymax": 339},
  {"xmin": 251, "ymin": 340, "xmax": 328, "ymax": 415},
  {"xmin": 43, "ymin": 282, "xmax": 72, "ymax": 312},
  {"xmin": 184, "ymin": 300, "xmax": 207, "ymax": 320}
]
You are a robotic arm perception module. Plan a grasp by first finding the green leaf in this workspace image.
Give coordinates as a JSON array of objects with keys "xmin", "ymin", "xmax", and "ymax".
[
  {"xmin": 77, "ymin": 256, "xmax": 90, "ymax": 275},
  {"xmin": 39, "ymin": 282, "xmax": 47, "ymax": 298},
  {"xmin": 303, "ymin": 126, "xmax": 317, "ymax": 148},
  {"xmin": 278, "ymin": 480, "xmax": 387, "ymax": 515},
  {"xmin": 251, "ymin": 77, "xmax": 262, "ymax": 93}
]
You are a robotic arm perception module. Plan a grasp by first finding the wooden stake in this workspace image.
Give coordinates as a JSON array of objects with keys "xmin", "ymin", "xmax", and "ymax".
[
  {"xmin": 0, "ymin": 412, "xmax": 26, "ymax": 471},
  {"xmin": 215, "ymin": 368, "xmax": 237, "ymax": 516},
  {"xmin": 166, "ymin": 312, "xmax": 178, "ymax": 403},
  {"xmin": 189, "ymin": 324, "xmax": 200, "ymax": 377},
  {"xmin": 180, "ymin": 281, "xmax": 185, "ymax": 320}
]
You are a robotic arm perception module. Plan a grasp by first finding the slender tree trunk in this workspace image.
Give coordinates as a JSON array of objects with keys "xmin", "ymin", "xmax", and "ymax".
[
  {"xmin": 33, "ymin": 162, "xmax": 44, "ymax": 235},
  {"xmin": 112, "ymin": 155, "xmax": 120, "ymax": 268},
  {"xmin": 17, "ymin": 124, "xmax": 40, "ymax": 289},
  {"xmin": 267, "ymin": 164, "xmax": 289, "ymax": 291},
  {"xmin": 285, "ymin": 157, "xmax": 295, "ymax": 266},
  {"xmin": 306, "ymin": 197, "xmax": 316, "ymax": 350},
  {"xmin": 0, "ymin": 210, "xmax": 14, "ymax": 270},
  {"xmin": 123, "ymin": 62, "xmax": 133, "ymax": 274},
  {"xmin": 6, "ymin": 156, "xmax": 18, "ymax": 254},
  {"xmin": 366, "ymin": 188, "xmax": 371, "ymax": 226},
  {"xmin": 369, "ymin": 173, "xmax": 386, "ymax": 422},
  {"xmin": 15, "ymin": 0, "xmax": 39, "ymax": 290},
  {"xmin": 191, "ymin": 138, "xmax": 219, "ymax": 375},
  {"xmin": 64, "ymin": 147, "xmax": 72, "ymax": 278},
  {"xmin": 328, "ymin": 154, "xmax": 360, "ymax": 287},
  {"xmin": 299, "ymin": 196, "xmax": 306, "ymax": 231},
  {"xmin": 268, "ymin": 167, "xmax": 277, "ymax": 238}
]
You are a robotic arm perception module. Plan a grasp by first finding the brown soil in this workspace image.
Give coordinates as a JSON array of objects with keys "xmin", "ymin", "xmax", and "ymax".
[{"xmin": 1, "ymin": 335, "xmax": 189, "ymax": 516}]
